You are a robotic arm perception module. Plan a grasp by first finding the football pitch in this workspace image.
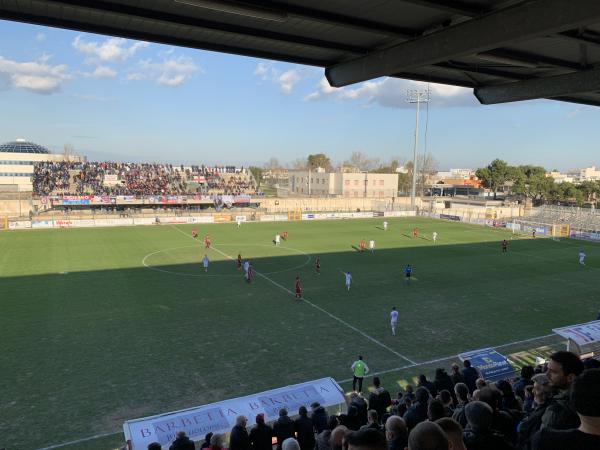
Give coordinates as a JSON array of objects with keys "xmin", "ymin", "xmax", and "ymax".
[{"xmin": 1, "ymin": 217, "xmax": 599, "ymax": 450}]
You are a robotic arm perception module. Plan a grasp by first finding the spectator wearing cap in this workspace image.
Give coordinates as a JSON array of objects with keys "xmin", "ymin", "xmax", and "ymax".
[
  {"xmin": 169, "ymin": 431, "xmax": 195, "ymax": 450},
  {"xmin": 311, "ymin": 402, "xmax": 328, "ymax": 434},
  {"xmin": 532, "ymin": 368, "xmax": 600, "ymax": 450},
  {"xmin": 463, "ymin": 401, "xmax": 513, "ymax": 450},
  {"xmin": 541, "ymin": 351, "xmax": 584, "ymax": 430},
  {"xmin": 452, "ymin": 383, "xmax": 470, "ymax": 429},
  {"xmin": 462, "ymin": 360, "xmax": 480, "ymax": 394},
  {"xmin": 436, "ymin": 417, "xmax": 466, "ymax": 450},
  {"xmin": 408, "ymin": 421, "xmax": 448, "ymax": 450},
  {"xmin": 403, "ymin": 386, "xmax": 430, "ymax": 431},
  {"xmin": 344, "ymin": 428, "xmax": 387, "ymax": 450},
  {"xmin": 294, "ymin": 406, "xmax": 315, "ymax": 450},
  {"xmin": 274, "ymin": 409, "xmax": 295, "ymax": 450},
  {"xmin": 249, "ymin": 414, "xmax": 273, "ymax": 450},
  {"xmin": 230, "ymin": 416, "xmax": 251, "ymax": 450},
  {"xmin": 517, "ymin": 374, "xmax": 553, "ymax": 450},
  {"xmin": 315, "ymin": 416, "xmax": 339, "ymax": 450}
]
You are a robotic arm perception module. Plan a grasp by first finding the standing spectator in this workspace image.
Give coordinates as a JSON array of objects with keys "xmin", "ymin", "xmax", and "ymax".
[
  {"xmin": 403, "ymin": 386, "xmax": 430, "ymax": 431},
  {"xmin": 169, "ymin": 431, "xmax": 195, "ymax": 450},
  {"xmin": 351, "ymin": 356, "xmax": 369, "ymax": 393},
  {"xmin": 434, "ymin": 368, "xmax": 455, "ymax": 400},
  {"xmin": 463, "ymin": 401, "xmax": 514, "ymax": 450},
  {"xmin": 294, "ymin": 406, "xmax": 315, "ymax": 450},
  {"xmin": 541, "ymin": 351, "xmax": 584, "ymax": 430},
  {"xmin": 274, "ymin": 409, "xmax": 295, "ymax": 450},
  {"xmin": 514, "ymin": 366, "xmax": 535, "ymax": 402},
  {"xmin": 201, "ymin": 433, "xmax": 214, "ymax": 450},
  {"xmin": 311, "ymin": 402, "xmax": 328, "ymax": 434},
  {"xmin": 452, "ymin": 383, "xmax": 470, "ymax": 429},
  {"xmin": 428, "ymin": 399, "xmax": 447, "ymax": 422},
  {"xmin": 517, "ymin": 374, "xmax": 552, "ymax": 450},
  {"xmin": 249, "ymin": 414, "xmax": 273, "ymax": 450},
  {"xmin": 438, "ymin": 390, "xmax": 455, "ymax": 417},
  {"xmin": 436, "ymin": 417, "xmax": 467, "ymax": 450},
  {"xmin": 407, "ymin": 422, "xmax": 448, "ymax": 450},
  {"xmin": 230, "ymin": 416, "xmax": 251, "ymax": 450},
  {"xmin": 315, "ymin": 416, "xmax": 339, "ymax": 450},
  {"xmin": 384, "ymin": 415, "xmax": 408, "ymax": 450},
  {"xmin": 451, "ymin": 363, "xmax": 465, "ymax": 386},
  {"xmin": 209, "ymin": 434, "xmax": 227, "ymax": 450},
  {"xmin": 532, "ymin": 368, "xmax": 600, "ymax": 450},
  {"xmin": 462, "ymin": 360, "xmax": 480, "ymax": 394},
  {"xmin": 417, "ymin": 374, "xmax": 438, "ymax": 397},
  {"xmin": 368, "ymin": 377, "xmax": 392, "ymax": 418},
  {"xmin": 282, "ymin": 438, "xmax": 300, "ymax": 450},
  {"xmin": 478, "ymin": 387, "xmax": 517, "ymax": 444},
  {"xmin": 350, "ymin": 392, "xmax": 369, "ymax": 426}
]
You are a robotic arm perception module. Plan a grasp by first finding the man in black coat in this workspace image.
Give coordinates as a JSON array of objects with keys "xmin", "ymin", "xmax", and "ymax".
[
  {"xmin": 310, "ymin": 402, "xmax": 328, "ymax": 434},
  {"xmin": 273, "ymin": 409, "xmax": 295, "ymax": 450},
  {"xmin": 169, "ymin": 431, "xmax": 195, "ymax": 450},
  {"xmin": 463, "ymin": 401, "xmax": 514, "ymax": 450},
  {"xmin": 294, "ymin": 406, "xmax": 316, "ymax": 450},
  {"xmin": 230, "ymin": 416, "xmax": 252, "ymax": 450},
  {"xmin": 462, "ymin": 360, "xmax": 480, "ymax": 394},
  {"xmin": 402, "ymin": 387, "xmax": 430, "ymax": 431},
  {"xmin": 249, "ymin": 413, "xmax": 273, "ymax": 450}
]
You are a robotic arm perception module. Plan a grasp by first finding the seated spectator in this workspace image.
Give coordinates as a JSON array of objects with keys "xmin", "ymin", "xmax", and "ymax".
[
  {"xmin": 478, "ymin": 387, "xmax": 517, "ymax": 444},
  {"xmin": 169, "ymin": 431, "xmax": 195, "ymax": 450},
  {"xmin": 343, "ymin": 428, "xmax": 387, "ymax": 450},
  {"xmin": 495, "ymin": 380, "xmax": 523, "ymax": 418},
  {"xmin": 438, "ymin": 390, "xmax": 455, "ymax": 417},
  {"xmin": 249, "ymin": 413, "xmax": 273, "ymax": 450},
  {"xmin": 541, "ymin": 351, "xmax": 584, "ymax": 430},
  {"xmin": 274, "ymin": 409, "xmax": 295, "ymax": 450},
  {"xmin": 463, "ymin": 401, "xmax": 514, "ymax": 450},
  {"xmin": 384, "ymin": 415, "xmax": 408, "ymax": 450},
  {"xmin": 407, "ymin": 421, "xmax": 448, "ymax": 450},
  {"xmin": 360, "ymin": 409, "xmax": 382, "ymax": 432},
  {"xmin": 230, "ymin": 415, "xmax": 251, "ymax": 450},
  {"xmin": 428, "ymin": 399, "xmax": 447, "ymax": 422},
  {"xmin": 403, "ymin": 386, "xmax": 430, "ymax": 431},
  {"xmin": 436, "ymin": 417, "xmax": 466, "ymax": 450},
  {"xmin": 513, "ymin": 366, "xmax": 535, "ymax": 402},
  {"xmin": 418, "ymin": 374, "xmax": 438, "ymax": 397},
  {"xmin": 532, "ymin": 368, "xmax": 600, "ymax": 450},
  {"xmin": 462, "ymin": 361, "xmax": 479, "ymax": 394},
  {"xmin": 517, "ymin": 374, "xmax": 552, "ymax": 450},
  {"xmin": 311, "ymin": 402, "xmax": 329, "ymax": 434},
  {"xmin": 452, "ymin": 383, "xmax": 470, "ymax": 429},
  {"xmin": 294, "ymin": 406, "xmax": 315, "ymax": 450},
  {"xmin": 315, "ymin": 415, "xmax": 339, "ymax": 450},
  {"xmin": 451, "ymin": 363, "xmax": 465, "ymax": 386},
  {"xmin": 475, "ymin": 379, "xmax": 487, "ymax": 391},
  {"xmin": 404, "ymin": 385, "xmax": 416, "ymax": 404},
  {"xmin": 148, "ymin": 443, "xmax": 162, "ymax": 450},
  {"xmin": 282, "ymin": 438, "xmax": 300, "ymax": 450},
  {"xmin": 329, "ymin": 425, "xmax": 348, "ymax": 450}
]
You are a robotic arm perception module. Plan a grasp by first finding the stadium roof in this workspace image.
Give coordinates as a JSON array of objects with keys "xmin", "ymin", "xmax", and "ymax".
[
  {"xmin": 2, "ymin": 0, "xmax": 600, "ymax": 106},
  {"xmin": 0, "ymin": 139, "xmax": 50, "ymax": 154}
]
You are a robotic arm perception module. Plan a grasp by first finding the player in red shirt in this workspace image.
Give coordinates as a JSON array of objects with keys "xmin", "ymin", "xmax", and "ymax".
[
  {"xmin": 237, "ymin": 253, "xmax": 242, "ymax": 271},
  {"xmin": 315, "ymin": 257, "xmax": 321, "ymax": 275},
  {"xmin": 359, "ymin": 239, "xmax": 366, "ymax": 252},
  {"xmin": 191, "ymin": 228, "xmax": 198, "ymax": 238},
  {"xmin": 282, "ymin": 231, "xmax": 288, "ymax": 240},
  {"xmin": 204, "ymin": 234, "xmax": 211, "ymax": 249},
  {"xmin": 295, "ymin": 276, "xmax": 302, "ymax": 298},
  {"xmin": 413, "ymin": 227, "xmax": 419, "ymax": 238}
]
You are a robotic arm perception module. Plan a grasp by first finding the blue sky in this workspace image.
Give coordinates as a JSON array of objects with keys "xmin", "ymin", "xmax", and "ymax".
[{"xmin": 0, "ymin": 19, "xmax": 599, "ymax": 171}]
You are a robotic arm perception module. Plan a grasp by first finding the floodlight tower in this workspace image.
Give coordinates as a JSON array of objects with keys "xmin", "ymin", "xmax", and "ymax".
[{"xmin": 406, "ymin": 89, "xmax": 430, "ymax": 210}]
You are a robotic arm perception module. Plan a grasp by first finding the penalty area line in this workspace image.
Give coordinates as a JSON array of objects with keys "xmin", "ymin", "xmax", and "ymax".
[{"xmin": 170, "ymin": 225, "xmax": 417, "ymax": 365}]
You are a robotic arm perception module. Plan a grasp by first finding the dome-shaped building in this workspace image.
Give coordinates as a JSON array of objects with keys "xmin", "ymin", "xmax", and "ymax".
[{"xmin": 0, "ymin": 139, "xmax": 51, "ymax": 154}]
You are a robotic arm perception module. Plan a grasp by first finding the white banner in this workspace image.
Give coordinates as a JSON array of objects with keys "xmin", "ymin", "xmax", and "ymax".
[
  {"xmin": 235, "ymin": 215, "xmax": 247, "ymax": 222},
  {"xmin": 103, "ymin": 174, "xmax": 120, "ymax": 186},
  {"xmin": 133, "ymin": 218, "xmax": 158, "ymax": 225},
  {"xmin": 553, "ymin": 320, "xmax": 600, "ymax": 346},
  {"xmin": 189, "ymin": 216, "xmax": 215, "ymax": 224},
  {"xmin": 8, "ymin": 220, "xmax": 32, "ymax": 229},
  {"xmin": 123, "ymin": 378, "xmax": 344, "ymax": 450},
  {"xmin": 158, "ymin": 217, "xmax": 190, "ymax": 224},
  {"xmin": 31, "ymin": 220, "xmax": 53, "ymax": 228},
  {"xmin": 94, "ymin": 218, "xmax": 135, "ymax": 227},
  {"xmin": 260, "ymin": 215, "xmax": 276, "ymax": 222},
  {"xmin": 383, "ymin": 211, "xmax": 416, "ymax": 217}
]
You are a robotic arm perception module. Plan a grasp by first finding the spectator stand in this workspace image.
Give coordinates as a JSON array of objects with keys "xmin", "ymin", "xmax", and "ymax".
[{"xmin": 553, "ymin": 320, "xmax": 600, "ymax": 362}]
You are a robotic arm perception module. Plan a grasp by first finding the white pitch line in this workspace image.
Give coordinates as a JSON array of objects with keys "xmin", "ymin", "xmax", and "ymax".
[
  {"xmin": 170, "ymin": 225, "xmax": 417, "ymax": 365},
  {"xmin": 36, "ymin": 431, "xmax": 120, "ymax": 450}
]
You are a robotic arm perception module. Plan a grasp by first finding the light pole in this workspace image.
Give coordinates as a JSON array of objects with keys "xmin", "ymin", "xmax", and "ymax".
[{"xmin": 407, "ymin": 89, "xmax": 430, "ymax": 210}]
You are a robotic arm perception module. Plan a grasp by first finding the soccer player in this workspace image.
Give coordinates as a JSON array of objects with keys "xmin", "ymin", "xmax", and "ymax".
[
  {"xmin": 502, "ymin": 239, "xmax": 508, "ymax": 253},
  {"xmin": 282, "ymin": 231, "xmax": 288, "ymax": 240},
  {"xmin": 579, "ymin": 250, "xmax": 586, "ymax": 265},
  {"xmin": 191, "ymin": 228, "xmax": 198, "ymax": 238},
  {"xmin": 383, "ymin": 221, "xmax": 388, "ymax": 231},
  {"xmin": 275, "ymin": 234, "xmax": 280, "ymax": 246},
  {"xmin": 359, "ymin": 239, "xmax": 366, "ymax": 252},
  {"xmin": 344, "ymin": 271, "xmax": 353, "ymax": 291},
  {"xmin": 247, "ymin": 263, "xmax": 254, "ymax": 283},
  {"xmin": 204, "ymin": 234, "xmax": 211, "ymax": 249},
  {"xmin": 295, "ymin": 276, "xmax": 302, "ymax": 298},
  {"xmin": 237, "ymin": 254, "xmax": 242, "ymax": 271},
  {"xmin": 413, "ymin": 227, "xmax": 419, "ymax": 238},
  {"xmin": 404, "ymin": 264, "xmax": 412, "ymax": 285},
  {"xmin": 390, "ymin": 306, "xmax": 398, "ymax": 336},
  {"xmin": 202, "ymin": 254, "xmax": 209, "ymax": 273},
  {"xmin": 369, "ymin": 239, "xmax": 375, "ymax": 253},
  {"xmin": 432, "ymin": 231, "xmax": 437, "ymax": 243},
  {"xmin": 532, "ymin": 229, "xmax": 536, "ymax": 239},
  {"xmin": 350, "ymin": 355, "xmax": 369, "ymax": 393},
  {"xmin": 236, "ymin": 217, "xmax": 242, "ymax": 228},
  {"xmin": 243, "ymin": 260, "xmax": 250, "ymax": 278},
  {"xmin": 315, "ymin": 257, "xmax": 321, "ymax": 275}
]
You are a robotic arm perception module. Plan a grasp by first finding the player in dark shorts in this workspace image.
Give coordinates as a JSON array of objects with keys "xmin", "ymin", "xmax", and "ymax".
[
  {"xmin": 237, "ymin": 254, "xmax": 242, "ymax": 271},
  {"xmin": 247, "ymin": 264, "xmax": 253, "ymax": 283},
  {"xmin": 282, "ymin": 231, "xmax": 288, "ymax": 240},
  {"xmin": 502, "ymin": 239, "xmax": 508, "ymax": 253},
  {"xmin": 295, "ymin": 276, "xmax": 302, "ymax": 298},
  {"xmin": 404, "ymin": 264, "xmax": 412, "ymax": 285},
  {"xmin": 315, "ymin": 257, "xmax": 321, "ymax": 275},
  {"xmin": 413, "ymin": 227, "xmax": 419, "ymax": 238},
  {"xmin": 192, "ymin": 228, "xmax": 198, "ymax": 238},
  {"xmin": 532, "ymin": 229, "xmax": 536, "ymax": 239}
]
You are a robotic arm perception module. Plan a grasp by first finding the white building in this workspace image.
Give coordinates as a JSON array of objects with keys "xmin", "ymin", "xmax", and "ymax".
[
  {"xmin": 547, "ymin": 166, "xmax": 600, "ymax": 184},
  {"xmin": 289, "ymin": 167, "xmax": 398, "ymax": 197},
  {"xmin": 0, "ymin": 139, "xmax": 83, "ymax": 192}
]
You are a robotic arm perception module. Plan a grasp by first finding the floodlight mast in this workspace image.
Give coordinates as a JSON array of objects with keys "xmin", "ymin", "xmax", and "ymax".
[{"xmin": 406, "ymin": 89, "xmax": 430, "ymax": 210}]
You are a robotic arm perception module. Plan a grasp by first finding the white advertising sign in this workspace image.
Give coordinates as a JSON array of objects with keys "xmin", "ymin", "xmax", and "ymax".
[
  {"xmin": 123, "ymin": 378, "xmax": 344, "ymax": 450},
  {"xmin": 8, "ymin": 220, "xmax": 32, "ymax": 229},
  {"xmin": 553, "ymin": 320, "xmax": 600, "ymax": 346}
]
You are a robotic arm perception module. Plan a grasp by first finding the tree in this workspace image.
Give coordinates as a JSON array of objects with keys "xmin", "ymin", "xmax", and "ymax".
[
  {"xmin": 248, "ymin": 166, "xmax": 263, "ymax": 187},
  {"xmin": 512, "ymin": 165, "xmax": 553, "ymax": 204},
  {"xmin": 289, "ymin": 158, "xmax": 308, "ymax": 170},
  {"xmin": 343, "ymin": 151, "xmax": 379, "ymax": 171},
  {"xmin": 475, "ymin": 159, "xmax": 511, "ymax": 200},
  {"xmin": 307, "ymin": 153, "xmax": 333, "ymax": 171}
]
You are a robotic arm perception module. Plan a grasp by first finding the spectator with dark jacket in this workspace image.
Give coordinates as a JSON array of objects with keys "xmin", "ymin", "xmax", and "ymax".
[
  {"xmin": 274, "ymin": 409, "xmax": 295, "ymax": 450},
  {"xmin": 462, "ymin": 360, "xmax": 480, "ymax": 394},
  {"xmin": 311, "ymin": 402, "xmax": 328, "ymax": 434},
  {"xmin": 403, "ymin": 386, "xmax": 430, "ymax": 431},
  {"xmin": 249, "ymin": 414, "xmax": 273, "ymax": 450},
  {"xmin": 315, "ymin": 416, "xmax": 338, "ymax": 450},
  {"xmin": 463, "ymin": 401, "xmax": 514, "ymax": 450},
  {"xmin": 169, "ymin": 431, "xmax": 196, "ymax": 450},
  {"xmin": 385, "ymin": 415, "xmax": 408, "ymax": 450},
  {"xmin": 368, "ymin": 377, "xmax": 392, "ymax": 418},
  {"xmin": 417, "ymin": 374, "xmax": 438, "ymax": 397},
  {"xmin": 517, "ymin": 374, "xmax": 552, "ymax": 450},
  {"xmin": 479, "ymin": 387, "xmax": 517, "ymax": 444},
  {"xmin": 230, "ymin": 416, "xmax": 251, "ymax": 450},
  {"xmin": 200, "ymin": 433, "xmax": 213, "ymax": 450},
  {"xmin": 453, "ymin": 382, "xmax": 470, "ymax": 429},
  {"xmin": 349, "ymin": 393, "xmax": 368, "ymax": 427},
  {"xmin": 514, "ymin": 366, "xmax": 535, "ymax": 402},
  {"xmin": 451, "ymin": 363, "xmax": 465, "ymax": 386},
  {"xmin": 434, "ymin": 368, "xmax": 455, "ymax": 400},
  {"xmin": 294, "ymin": 406, "xmax": 315, "ymax": 450}
]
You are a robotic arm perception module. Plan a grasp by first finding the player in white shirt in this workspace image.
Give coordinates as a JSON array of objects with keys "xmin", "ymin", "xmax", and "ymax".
[
  {"xmin": 390, "ymin": 306, "xmax": 398, "ymax": 336},
  {"xmin": 243, "ymin": 260, "xmax": 250, "ymax": 278},
  {"xmin": 383, "ymin": 221, "xmax": 388, "ymax": 231},
  {"xmin": 202, "ymin": 254, "xmax": 209, "ymax": 273},
  {"xmin": 579, "ymin": 250, "xmax": 586, "ymax": 265},
  {"xmin": 369, "ymin": 239, "xmax": 375, "ymax": 253},
  {"xmin": 275, "ymin": 234, "xmax": 280, "ymax": 246},
  {"xmin": 344, "ymin": 271, "xmax": 353, "ymax": 291},
  {"xmin": 236, "ymin": 218, "xmax": 242, "ymax": 228},
  {"xmin": 432, "ymin": 231, "xmax": 438, "ymax": 243}
]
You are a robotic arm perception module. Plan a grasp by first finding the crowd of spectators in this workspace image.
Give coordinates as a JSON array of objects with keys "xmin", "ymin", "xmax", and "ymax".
[
  {"xmin": 152, "ymin": 351, "xmax": 600, "ymax": 450},
  {"xmin": 32, "ymin": 162, "xmax": 258, "ymax": 197}
]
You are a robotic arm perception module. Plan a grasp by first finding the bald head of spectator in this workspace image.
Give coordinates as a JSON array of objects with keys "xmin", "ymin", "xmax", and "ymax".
[
  {"xmin": 330, "ymin": 425, "xmax": 348, "ymax": 450},
  {"xmin": 407, "ymin": 421, "xmax": 448, "ymax": 450},
  {"xmin": 435, "ymin": 418, "xmax": 465, "ymax": 450},
  {"xmin": 385, "ymin": 415, "xmax": 407, "ymax": 450}
]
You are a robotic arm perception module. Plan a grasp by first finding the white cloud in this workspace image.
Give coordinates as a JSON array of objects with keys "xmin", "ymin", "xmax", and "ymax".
[
  {"xmin": 305, "ymin": 76, "xmax": 477, "ymax": 108},
  {"xmin": 253, "ymin": 62, "xmax": 312, "ymax": 95},
  {"xmin": 0, "ymin": 55, "xmax": 71, "ymax": 94},
  {"xmin": 136, "ymin": 55, "xmax": 199, "ymax": 87},
  {"xmin": 88, "ymin": 65, "xmax": 117, "ymax": 79},
  {"xmin": 72, "ymin": 36, "xmax": 149, "ymax": 64},
  {"xmin": 35, "ymin": 32, "xmax": 46, "ymax": 43}
]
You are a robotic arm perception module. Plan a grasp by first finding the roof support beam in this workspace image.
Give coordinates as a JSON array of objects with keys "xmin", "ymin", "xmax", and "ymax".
[
  {"xmin": 325, "ymin": 0, "xmax": 600, "ymax": 87},
  {"xmin": 397, "ymin": 0, "xmax": 485, "ymax": 17},
  {"xmin": 474, "ymin": 66, "xmax": 600, "ymax": 104}
]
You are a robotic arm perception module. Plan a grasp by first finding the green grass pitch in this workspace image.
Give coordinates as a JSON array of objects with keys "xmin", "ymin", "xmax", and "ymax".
[{"xmin": 1, "ymin": 217, "xmax": 599, "ymax": 450}]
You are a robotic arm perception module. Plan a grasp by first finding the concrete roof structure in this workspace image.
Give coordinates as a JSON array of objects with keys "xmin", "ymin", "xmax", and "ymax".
[{"xmin": 2, "ymin": 0, "xmax": 600, "ymax": 106}]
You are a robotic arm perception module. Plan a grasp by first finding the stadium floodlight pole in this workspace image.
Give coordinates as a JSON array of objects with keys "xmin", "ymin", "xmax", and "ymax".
[{"xmin": 406, "ymin": 89, "xmax": 430, "ymax": 210}]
